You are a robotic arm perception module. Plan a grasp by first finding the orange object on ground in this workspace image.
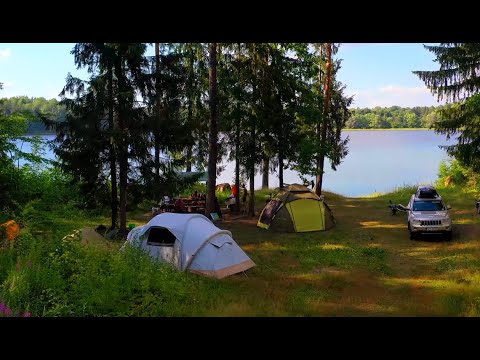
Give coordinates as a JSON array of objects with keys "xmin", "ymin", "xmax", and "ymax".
[{"xmin": 1, "ymin": 220, "xmax": 20, "ymax": 241}]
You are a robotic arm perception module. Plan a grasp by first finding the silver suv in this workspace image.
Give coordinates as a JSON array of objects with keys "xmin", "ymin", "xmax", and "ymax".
[{"xmin": 406, "ymin": 186, "xmax": 452, "ymax": 241}]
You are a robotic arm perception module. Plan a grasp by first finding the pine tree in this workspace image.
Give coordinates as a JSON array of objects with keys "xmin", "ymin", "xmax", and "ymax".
[
  {"xmin": 293, "ymin": 44, "xmax": 352, "ymax": 191},
  {"xmin": 414, "ymin": 43, "xmax": 480, "ymax": 171},
  {"xmin": 206, "ymin": 43, "xmax": 219, "ymax": 215}
]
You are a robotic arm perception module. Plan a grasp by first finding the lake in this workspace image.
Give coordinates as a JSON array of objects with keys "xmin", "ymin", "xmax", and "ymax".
[{"xmin": 16, "ymin": 130, "xmax": 455, "ymax": 197}]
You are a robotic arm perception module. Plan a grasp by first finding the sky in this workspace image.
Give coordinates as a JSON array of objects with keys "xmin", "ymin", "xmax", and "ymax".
[{"xmin": 0, "ymin": 43, "xmax": 444, "ymax": 108}]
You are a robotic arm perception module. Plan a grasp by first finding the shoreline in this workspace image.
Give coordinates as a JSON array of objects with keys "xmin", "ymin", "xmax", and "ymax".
[
  {"xmin": 27, "ymin": 128, "xmax": 431, "ymax": 135},
  {"xmin": 344, "ymin": 128, "xmax": 430, "ymax": 131}
]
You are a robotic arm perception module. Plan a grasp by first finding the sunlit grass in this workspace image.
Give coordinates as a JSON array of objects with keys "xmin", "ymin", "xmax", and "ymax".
[
  {"xmin": 359, "ymin": 221, "xmax": 405, "ymax": 229},
  {"xmin": 4, "ymin": 183, "xmax": 480, "ymax": 316},
  {"xmin": 320, "ymin": 243, "xmax": 351, "ymax": 250}
]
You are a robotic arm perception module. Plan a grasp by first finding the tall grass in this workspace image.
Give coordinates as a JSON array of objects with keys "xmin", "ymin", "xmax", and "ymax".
[{"xmin": 0, "ymin": 226, "xmax": 228, "ymax": 316}]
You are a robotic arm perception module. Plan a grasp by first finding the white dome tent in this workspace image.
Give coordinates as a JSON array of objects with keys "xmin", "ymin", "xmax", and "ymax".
[{"xmin": 124, "ymin": 213, "xmax": 255, "ymax": 279}]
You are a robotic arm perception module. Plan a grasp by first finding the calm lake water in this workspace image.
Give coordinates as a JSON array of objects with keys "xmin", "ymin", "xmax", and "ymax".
[{"xmin": 17, "ymin": 130, "xmax": 455, "ymax": 197}]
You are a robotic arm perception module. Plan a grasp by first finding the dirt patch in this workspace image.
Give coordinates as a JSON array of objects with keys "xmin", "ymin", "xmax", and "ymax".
[{"xmin": 313, "ymin": 267, "xmax": 347, "ymax": 276}]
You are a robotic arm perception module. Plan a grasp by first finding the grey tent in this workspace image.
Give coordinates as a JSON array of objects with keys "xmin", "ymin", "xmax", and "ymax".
[{"xmin": 123, "ymin": 213, "xmax": 255, "ymax": 279}]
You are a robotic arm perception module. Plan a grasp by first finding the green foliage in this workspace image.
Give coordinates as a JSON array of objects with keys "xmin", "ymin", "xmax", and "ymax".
[
  {"xmin": 0, "ymin": 96, "xmax": 64, "ymax": 134},
  {"xmin": 437, "ymin": 159, "xmax": 479, "ymax": 192},
  {"xmin": 0, "ymin": 103, "xmax": 52, "ymax": 214},
  {"xmin": 415, "ymin": 43, "xmax": 480, "ymax": 187},
  {"xmin": 293, "ymin": 44, "xmax": 353, "ymax": 178},
  {"xmin": 414, "ymin": 43, "xmax": 480, "ymax": 103},
  {"xmin": 0, "ymin": 225, "xmax": 221, "ymax": 316}
]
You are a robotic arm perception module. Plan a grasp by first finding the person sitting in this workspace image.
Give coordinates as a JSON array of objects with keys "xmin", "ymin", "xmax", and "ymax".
[
  {"xmin": 174, "ymin": 198, "xmax": 187, "ymax": 213},
  {"xmin": 241, "ymin": 184, "xmax": 248, "ymax": 214},
  {"xmin": 214, "ymin": 196, "xmax": 222, "ymax": 219},
  {"xmin": 231, "ymin": 184, "xmax": 238, "ymax": 199}
]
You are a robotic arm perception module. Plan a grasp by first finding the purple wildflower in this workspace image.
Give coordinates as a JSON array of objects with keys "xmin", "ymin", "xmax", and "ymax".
[
  {"xmin": 4, "ymin": 306, "xmax": 12, "ymax": 315},
  {"xmin": 27, "ymin": 261, "xmax": 32, "ymax": 267},
  {"xmin": 15, "ymin": 264, "xmax": 21, "ymax": 271},
  {"xmin": 23, "ymin": 311, "xmax": 31, "ymax": 317},
  {"xmin": 0, "ymin": 303, "xmax": 5, "ymax": 312}
]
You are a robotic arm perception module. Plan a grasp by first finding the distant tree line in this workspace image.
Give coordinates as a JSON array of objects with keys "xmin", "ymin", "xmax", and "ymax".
[
  {"xmin": 345, "ymin": 105, "xmax": 444, "ymax": 129},
  {"xmin": 0, "ymin": 96, "xmax": 65, "ymax": 134},
  {"xmin": 2, "ymin": 96, "xmax": 447, "ymax": 135}
]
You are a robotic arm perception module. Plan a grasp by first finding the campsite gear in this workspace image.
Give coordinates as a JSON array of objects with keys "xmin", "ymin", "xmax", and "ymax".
[
  {"xmin": 388, "ymin": 200, "xmax": 398, "ymax": 215},
  {"xmin": 0, "ymin": 220, "xmax": 20, "ymax": 241},
  {"xmin": 123, "ymin": 213, "xmax": 255, "ymax": 279},
  {"xmin": 128, "ymin": 223, "xmax": 136, "ymax": 230},
  {"xmin": 388, "ymin": 201, "xmax": 408, "ymax": 215},
  {"xmin": 416, "ymin": 186, "xmax": 439, "ymax": 199},
  {"xmin": 257, "ymin": 184, "xmax": 335, "ymax": 232}
]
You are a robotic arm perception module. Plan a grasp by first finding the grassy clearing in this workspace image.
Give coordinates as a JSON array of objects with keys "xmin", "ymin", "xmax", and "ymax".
[{"xmin": 2, "ymin": 184, "xmax": 480, "ymax": 316}]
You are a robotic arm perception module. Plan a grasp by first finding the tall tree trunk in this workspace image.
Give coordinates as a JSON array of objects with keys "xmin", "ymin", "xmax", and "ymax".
[
  {"xmin": 186, "ymin": 46, "xmax": 194, "ymax": 173},
  {"xmin": 316, "ymin": 43, "xmax": 332, "ymax": 196},
  {"xmin": 249, "ymin": 98, "xmax": 256, "ymax": 217},
  {"xmin": 107, "ymin": 63, "xmax": 118, "ymax": 230},
  {"xmin": 262, "ymin": 154, "xmax": 269, "ymax": 189},
  {"xmin": 154, "ymin": 42, "xmax": 161, "ymax": 202},
  {"xmin": 118, "ymin": 130, "xmax": 128, "ymax": 237},
  {"xmin": 278, "ymin": 140, "xmax": 284, "ymax": 189},
  {"xmin": 235, "ymin": 114, "xmax": 240, "ymax": 214},
  {"xmin": 234, "ymin": 43, "xmax": 241, "ymax": 214},
  {"xmin": 249, "ymin": 45, "xmax": 257, "ymax": 217},
  {"xmin": 114, "ymin": 52, "xmax": 128, "ymax": 238},
  {"xmin": 206, "ymin": 43, "xmax": 218, "ymax": 215},
  {"xmin": 186, "ymin": 147, "xmax": 192, "ymax": 172}
]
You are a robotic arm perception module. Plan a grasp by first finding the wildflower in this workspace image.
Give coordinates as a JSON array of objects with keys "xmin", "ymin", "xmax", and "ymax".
[
  {"xmin": 27, "ymin": 261, "xmax": 32, "ymax": 267},
  {"xmin": 15, "ymin": 264, "xmax": 21, "ymax": 271},
  {"xmin": 0, "ymin": 303, "xmax": 5, "ymax": 312},
  {"xmin": 4, "ymin": 306, "xmax": 12, "ymax": 315},
  {"xmin": 23, "ymin": 311, "xmax": 31, "ymax": 317}
]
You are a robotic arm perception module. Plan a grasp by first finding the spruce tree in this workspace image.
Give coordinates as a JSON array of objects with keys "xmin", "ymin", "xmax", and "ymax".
[{"xmin": 414, "ymin": 43, "xmax": 480, "ymax": 171}]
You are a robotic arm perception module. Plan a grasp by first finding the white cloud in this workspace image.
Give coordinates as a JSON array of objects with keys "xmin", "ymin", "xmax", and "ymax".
[
  {"xmin": 0, "ymin": 48, "xmax": 11, "ymax": 59},
  {"xmin": 347, "ymin": 85, "xmax": 445, "ymax": 108},
  {"xmin": 2, "ymin": 81, "xmax": 13, "ymax": 88}
]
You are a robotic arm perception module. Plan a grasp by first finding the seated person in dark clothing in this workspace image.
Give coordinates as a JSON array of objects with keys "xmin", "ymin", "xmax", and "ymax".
[
  {"xmin": 214, "ymin": 196, "xmax": 222, "ymax": 219},
  {"xmin": 174, "ymin": 198, "xmax": 187, "ymax": 213},
  {"xmin": 242, "ymin": 184, "xmax": 248, "ymax": 203}
]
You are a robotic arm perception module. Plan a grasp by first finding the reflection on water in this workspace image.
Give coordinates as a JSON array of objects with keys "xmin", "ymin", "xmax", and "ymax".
[{"xmin": 17, "ymin": 130, "xmax": 455, "ymax": 197}]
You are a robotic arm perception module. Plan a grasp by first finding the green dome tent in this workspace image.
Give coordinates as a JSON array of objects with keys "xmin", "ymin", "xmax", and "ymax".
[{"xmin": 257, "ymin": 184, "xmax": 335, "ymax": 232}]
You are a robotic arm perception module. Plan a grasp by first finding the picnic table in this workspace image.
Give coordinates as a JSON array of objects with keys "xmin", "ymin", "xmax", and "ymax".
[{"xmin": 179, "ymin": 198, "xmax": 206, "ymax": 214}]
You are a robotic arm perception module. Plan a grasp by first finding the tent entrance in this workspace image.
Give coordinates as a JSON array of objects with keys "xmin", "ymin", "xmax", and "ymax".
[
  {"xmin": 147, "ymin": 227, "xmax": 177, "ymax": 246},
  {"xmin": 286, "ymin": 199, "xmax": 324, "ymax": 232}
]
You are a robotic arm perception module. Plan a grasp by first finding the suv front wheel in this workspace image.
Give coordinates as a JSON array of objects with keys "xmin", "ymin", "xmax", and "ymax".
[
  {"xmin": 444, "ymin": 231, "xmax": 452, "ymax": 242},
  {"xmin": 408, "ymin": 222, "xmax": 416, "ymax": 240}
]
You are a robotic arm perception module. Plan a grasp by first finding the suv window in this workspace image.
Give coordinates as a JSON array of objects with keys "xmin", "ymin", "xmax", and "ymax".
[{"xmin": 412, "ymin": 200, "xmax": 445, "ymax": 211}]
